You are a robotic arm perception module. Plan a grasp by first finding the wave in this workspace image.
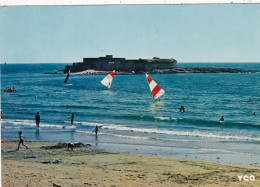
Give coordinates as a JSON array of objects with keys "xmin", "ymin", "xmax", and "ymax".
[
  {"xmin": 17, "ymin": 95, "xmax": 26, "ymax": 97},
  {"xmin": 101, "ymin": 124, "xmax": 260, "ymax": 142},
  {"xmin": 72, "ymin": 121, "xmax": 260, "ymax": 142},
  {"xmin": 120, "ymin": 115, "xmax": 180, "ymax": 122},
  {"xmin": 119, "ymin": 115, "xmax": 260, "ymax": 129},
  {"xmin": 3, "ymin": 119, "xmax": 259, "ymax": 142},
  {"xmin": 63, "ymin": 125, "xmax": 76, "ymax": 129},
  {"xmin": 60, "ymin": 105, "xmax": 102, "ymax": 109},
  {"xmin": 54, "ymin": 91, "xmax": 66, "ymax": 94},
  {"xmin": 75, "ymin": 130, "xmax": 93, "ymax": 134},
  {"xmin": 2, "ymin": 119, "xmax": 65, "ymax": 129},
  {"xmin": 45, "ymin": 110, "xmax": 60, "ymax": 113},
  {"xmin": 75, "ymin": 130, "xmax": 149, "ymax": 140},
  {"xmin": 3, "ymin": 126, "xmax": 22, "ymax": 129},
  {"xmin": 74, "ymin": 121, "xmax": 106, "ymax": 127}
]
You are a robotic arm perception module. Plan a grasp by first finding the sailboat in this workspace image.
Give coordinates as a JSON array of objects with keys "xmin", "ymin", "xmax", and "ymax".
[
  {"xmin": 101, "ymin": 70, "xmax": 115, "ymax": 89},
  {"xmin": 146, "ymin": 74, "xmax": 165, "ymax": 101},
  {"xmin": 64, "ymin": 70, "xmax": 70, "ymax": 83}
]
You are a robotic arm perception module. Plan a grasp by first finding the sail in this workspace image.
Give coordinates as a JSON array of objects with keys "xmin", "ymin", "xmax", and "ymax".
[
  {"xmin": 64, "ymin": 70, "xmax": 70, "ymax": 83},
  {"xmin": 101, "ymin": 70, "xmax": 115, "ymax": 88},
  {"xmin": 146, "ymin": 74, "xmax": 165, "ymax": 100}
]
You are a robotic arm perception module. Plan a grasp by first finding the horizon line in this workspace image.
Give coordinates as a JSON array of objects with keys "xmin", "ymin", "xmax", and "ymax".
[
  {"xmin": 2, "ymin": 0, "xmax": 260, "ymax": 6},
  {"xmin": 1, "ymin": 62, "xmax": 260, "ymax": 64}
]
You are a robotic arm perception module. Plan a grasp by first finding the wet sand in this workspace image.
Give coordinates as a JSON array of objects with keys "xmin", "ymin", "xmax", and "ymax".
[{"xmin": 2, "ymin": 138, "xmax": 260, "ymax": 186}]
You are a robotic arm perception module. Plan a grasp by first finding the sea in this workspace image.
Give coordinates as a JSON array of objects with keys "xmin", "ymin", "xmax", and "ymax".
[{"xmin": 1, "ymin": 63, "xmax": 260, "ymax": 165}]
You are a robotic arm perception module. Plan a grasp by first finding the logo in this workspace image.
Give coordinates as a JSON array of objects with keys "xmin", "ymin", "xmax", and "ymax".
[{"xmin": 238, "ymin": 175, "xmax": 255, "ymax": 182}]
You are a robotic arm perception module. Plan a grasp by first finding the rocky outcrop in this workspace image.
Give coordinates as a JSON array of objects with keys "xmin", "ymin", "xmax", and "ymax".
[
  {"xmin": 62, "ymin": 55, "xmax": 258, "ymax": 75},
  {"xmin": 66, "ymin": 67, "xmax": 258, "ymax": 75}
]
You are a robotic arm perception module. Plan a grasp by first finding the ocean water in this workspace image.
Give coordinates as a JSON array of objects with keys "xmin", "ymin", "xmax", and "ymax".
[{"xmin": 1, "ymin": 63, "xmax": 260, "ymax": 165}]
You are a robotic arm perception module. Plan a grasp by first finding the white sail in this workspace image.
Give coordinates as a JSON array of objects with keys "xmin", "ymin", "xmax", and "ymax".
[
  {"xmin": 146, "ymin": 74, "xmax": 165, "ymax": 100},
  {"xmin": 101, "ymin": 70, "xmax": 115, "ymax": 88}
]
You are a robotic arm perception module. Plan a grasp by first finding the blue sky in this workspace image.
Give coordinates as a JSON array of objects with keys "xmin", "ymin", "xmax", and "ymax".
[{"xmin": 0, "ymin": 5, "xmax": 260, "ymax": 63}]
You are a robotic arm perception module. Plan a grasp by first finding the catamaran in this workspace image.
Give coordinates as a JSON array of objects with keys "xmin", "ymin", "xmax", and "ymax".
[
  {"xmin": 101, "ymin": 70, "xmax": 115, "ymax": 89},
  {"xmin": 146, "ymin": 74, "xmax": 165, "ymax": 101}
]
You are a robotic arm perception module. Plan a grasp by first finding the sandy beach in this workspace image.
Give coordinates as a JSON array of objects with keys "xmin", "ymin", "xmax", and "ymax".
[{"xmin": 1, "ymin": 138, "xmax": 259, "ymax": 187}]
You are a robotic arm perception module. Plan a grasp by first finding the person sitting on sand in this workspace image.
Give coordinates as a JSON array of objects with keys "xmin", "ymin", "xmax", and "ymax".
[
  {"xmin": 35, "ymin": 112, "xmax": 40, "ymax": 127},
  {"xmin": 17, "ymin": 131, "xmax": 28, "ymax": 150},
  {"xmin": 93, "ymin": 126, "xmax": 99, "ymax": 136},
  {"xmin": 219, "ymin": 116, "xmax": 224, "ymax": 122},
  {"xmin": 179, "ymin": 105, "xmax": 185, "ymax": 112}
]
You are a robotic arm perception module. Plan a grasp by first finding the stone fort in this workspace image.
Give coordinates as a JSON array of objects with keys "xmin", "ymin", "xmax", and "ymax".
[{"xmin": 64, "ymin": 55, "xmax": 177, "ymax": 73}]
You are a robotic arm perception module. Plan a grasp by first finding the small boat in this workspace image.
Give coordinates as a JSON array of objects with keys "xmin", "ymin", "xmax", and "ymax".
[
  {"xmin": 101, "ymin": 70, "xmax": 115, "ymax": 89},
  {"xmin": 146, "ymin": 74, "xmax": 165, "ymax": 101},
  {"xmin": 4, "ymin": 87, "xmax": 17, "ymax": 92}
]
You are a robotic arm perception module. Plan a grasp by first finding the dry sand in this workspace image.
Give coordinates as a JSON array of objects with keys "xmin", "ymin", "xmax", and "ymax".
[{"xmin": 2, "ymin": 138, "xmax": 260, "ymax": 187}]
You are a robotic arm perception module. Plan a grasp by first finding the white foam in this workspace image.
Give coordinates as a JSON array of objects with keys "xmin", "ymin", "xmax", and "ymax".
[
  {"xmin": 63, "ymin": 125, "xmax": 76, "ymax": 129},
  {"xmin": 72, "ymin": 121, "xmax": 260, "ymax": 142},
  {"xmin": 102, "ymin": 124, "xmax": 260, "ymax": 142},
  {"xmin": 3, "ymin": 119, "xmax": 259, "ymax": 142},
  {"xmin": 3, "ymin": 119, "xmax": 35, "ymax": 127},
  {"xmin": 2, "ymin": 119, "xmax": 64, "ymax": 129},
  {"xmin": 75, "ymin": 121, "xmax": 106, "ymax": 127},
  {"xmin": 152, "ymin": 116, "xmax": 179, "ymax": 121},
  {"xmin": 155, "ymin": 116, "xmax": 170, "ymax": 120},
  {"xmin": 102, "ymin": 133, "xmax": 149, "ymax": 140},
  {"xmin": 75, "ymin": 130, "xmax": 149, "ymax": 140},
  {"xmin": 3, "ymin": 126, "xmax": 21, "ymax": 129},
  {"xmin": 75, "ymin": 130, "xmax": 93, "ymax": 134}
]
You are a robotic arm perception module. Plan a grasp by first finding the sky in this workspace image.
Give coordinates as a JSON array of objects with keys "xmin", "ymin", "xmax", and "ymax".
[{"xmin": 0, "ymin": 4, "xmax": 260, "ymax": 63}]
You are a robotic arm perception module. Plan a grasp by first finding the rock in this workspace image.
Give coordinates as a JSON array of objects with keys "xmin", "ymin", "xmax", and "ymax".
[
  {"xmin": 53, "ymin": 183, "xmax": 61, "ymax": 187},
  {"xmin": 41, "ymin": 142, "xmax": 91, "ymax": 150},
  {"xmin": 43, "ymin": 72, "xmax": 59, "ymax": 74}
]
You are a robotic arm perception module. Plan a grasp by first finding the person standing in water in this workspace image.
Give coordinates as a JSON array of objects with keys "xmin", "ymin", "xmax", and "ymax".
[
  {"xmin": 70, "ymin": 113, "xmax": 74, "ymax": 126},
  {"xmin": 93, "ymin": 126, "xmax": 99, "ymax": 136},
  {"xmin": 219, "ymin": 116, "xmax": 224, "ymax": 122},
  {"xmin": 35, "ymin": 112, "xmax": 40, "ymax": 127},
  {"xmin": 17, "ymin": 131, "xmax": 28, "ymax": 150}
]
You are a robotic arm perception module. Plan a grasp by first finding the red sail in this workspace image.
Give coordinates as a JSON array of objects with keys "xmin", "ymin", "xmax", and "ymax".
[{"xmin": 146, "ymin": 74, "xmax": 165, "ymax": 100}]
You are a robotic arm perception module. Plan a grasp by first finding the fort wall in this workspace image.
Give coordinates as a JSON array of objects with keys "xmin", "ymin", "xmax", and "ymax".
[{"xmin": 64, "ymin": 55, "xmax": 177, "ymax": 73}]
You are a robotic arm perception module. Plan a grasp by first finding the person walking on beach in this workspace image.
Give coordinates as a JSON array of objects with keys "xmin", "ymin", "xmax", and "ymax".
[
  {"xmin": 93, "ymin": 125, "xmax": 99, "ymax": 136},
  {"xmin": 17, "ymin": 131, "xmax": 28, "ymax": 150},
  {"xmin": 219, "ymin": 116, "xmax": 224, "ymax": 122},
  {"xmin": 69, "ymin": 113, "xmax": 74, "ymax": 126},
  {"xmin": 35, "ymin": 112, "xmax": 40, "ymax": 127},
  {"xmin": 179, "ymin": 105, "xmax": 185, "ymax": 112}
]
